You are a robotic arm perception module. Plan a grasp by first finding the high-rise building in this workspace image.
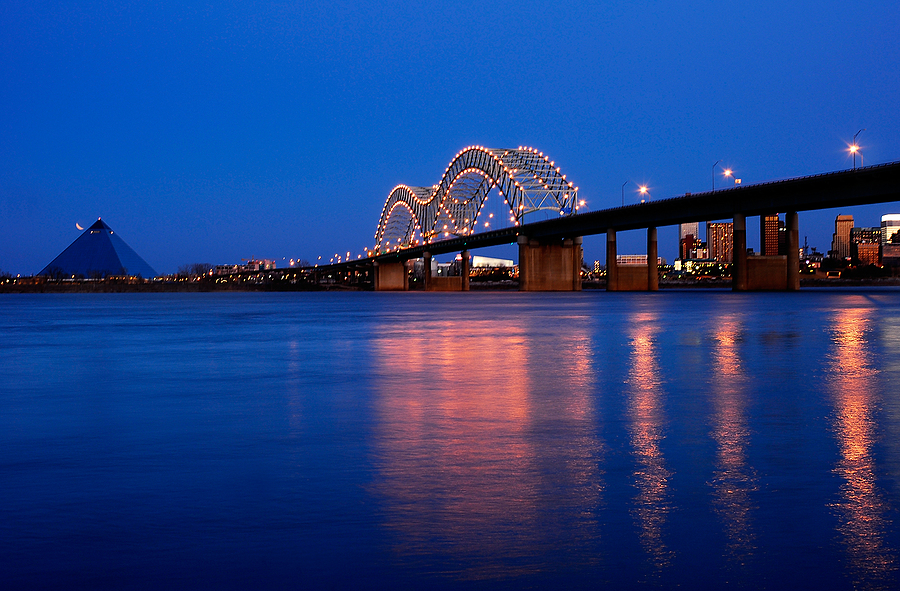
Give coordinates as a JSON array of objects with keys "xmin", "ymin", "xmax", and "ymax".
[
  {"xmin": 881, "ymin": 214, "xmax": 900, "ymax": 244},
  {"xmin": 761, "ymin": 214, "xmax": 781, "ymax": 256},
  {"xmin": 679, "ymin": 222, "xmax": 699, "ymax": 258},
  {"xmin": 851, "ymin": 227, "xmax": 882, "ymax": 265},
  {"xmin": 680, "ymin": 222, "xmax": 699, "ymax": 240},
  {"xmin": 680, "ymin": 234, "xmax": 702, "ymax": 260},
  {"xmin": 678, "ymin": 221, "xmax": 701, "ymax": 260},
  {"xmin": 831, "ymin": 215, "xmax": 854, "ymax": 259},
  {"xmin": 707, "ymin": 222, "xmax": 734, "ymax": 262}
]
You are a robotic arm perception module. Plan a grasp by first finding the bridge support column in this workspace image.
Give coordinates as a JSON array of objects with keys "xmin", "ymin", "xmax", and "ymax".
[
  {"xmin": 733, "ymin": 213, "xmax": 747, "ymax": 291},
  {"xmin": 607, "ymin": 228, "xmax": 654, "ymax": 291},
  {"xmin": 648, "ymin": 226, "xmax": 659, "ymax": 291},
  {"xmin": 517, "ymin": 235, "xmax": 582, "ymax": 291},
  {"xmin": 606, "ymin": 230, "xmax": 618, "ymax": 291},
  {"xmin": 373, "ymin": 260, "xmax": 409, "ymax": 291},
  {"xmin": 461, "ymin": 250, "xmax": 470, "ymax": 291},
  {"xmin": 424, "ymin": 251, "xmax": 470, "ymax": 291},
  {"xmin": 786, "ymin": 211, "xmax": 800, "ymax": 291},
  {"xmin": 737, "ymin": 212, "xmax": 798, "ymax": 291},
  {"xmin": 423, "ymin": 252, "xmax": 432, "ymax": 291}
]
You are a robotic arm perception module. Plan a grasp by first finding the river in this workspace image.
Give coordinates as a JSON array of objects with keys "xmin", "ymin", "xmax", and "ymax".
[{"xmin": 2, "ymin": 290, "xmax": 899, "ymax": 589}]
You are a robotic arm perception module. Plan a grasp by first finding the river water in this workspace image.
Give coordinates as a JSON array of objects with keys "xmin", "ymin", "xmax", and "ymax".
[{"xmin": 2, "ymin": 290, "xmax": 900, "ymax": 589}]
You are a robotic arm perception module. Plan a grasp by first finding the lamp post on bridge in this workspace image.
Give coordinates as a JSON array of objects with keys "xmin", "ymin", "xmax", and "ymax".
[
  {"xmin": 621, "ymin": 181, "xmax": 649, "ymax": 204},
  {"xmin": 851, "ymin": 129, "xmax": 865, "ymax": 169},
  {"xmin": 712, "ymin": 160, "xmax": 740, "ymax": 193}
]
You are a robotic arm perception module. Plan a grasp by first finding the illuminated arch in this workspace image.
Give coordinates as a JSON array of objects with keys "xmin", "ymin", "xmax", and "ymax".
[
  {"xmin": 375, "ymin": 146, "xmax": 579, "ymax": 252},
  {"xmin": 375, "ymin": 185, "xmax": 434, "ymax": 252}
]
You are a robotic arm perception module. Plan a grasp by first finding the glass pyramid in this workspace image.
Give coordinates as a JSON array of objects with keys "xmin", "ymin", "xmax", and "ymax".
[{"xmin": 39, "ymin": 218, "xmax": 158, "ymax": 278}]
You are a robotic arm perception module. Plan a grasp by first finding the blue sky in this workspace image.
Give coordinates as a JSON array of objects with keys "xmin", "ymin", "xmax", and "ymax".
[{"xmin": 2, "ymin": 0, "xmax": 899, "ymax": 274}]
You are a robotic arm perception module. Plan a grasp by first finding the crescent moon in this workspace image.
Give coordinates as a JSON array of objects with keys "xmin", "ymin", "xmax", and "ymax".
[{"xmin": 76, "ymin": 223, "xmax": 84, "ymax": 230}]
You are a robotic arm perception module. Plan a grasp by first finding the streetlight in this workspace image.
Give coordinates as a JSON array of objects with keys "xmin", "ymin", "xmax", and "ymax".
[
  {"xmin": 638, "ymin": 184, "xmax": 649, "ymax": 202},
  {"xmin": 622, "ymin": 181, "xmax": 627, "ymax": 206},
  {"xmin": 713, "ymin": 161, "xmax": 737, "ymax": 190},
  {"xmin": 850, "ymin": 129, "xmax": 865, "ymax": 169}
]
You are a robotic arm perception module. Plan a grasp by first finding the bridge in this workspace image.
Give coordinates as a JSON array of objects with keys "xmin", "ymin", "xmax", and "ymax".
[{"xmin": 314, "ymin": 147, "xmax": 900, "ymax": 291}]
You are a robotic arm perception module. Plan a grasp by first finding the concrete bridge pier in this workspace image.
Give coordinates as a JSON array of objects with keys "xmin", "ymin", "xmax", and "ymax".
[
  {"xmin": 373, "ymin": 259, "xmax": 409, "ymax": 291},
  {"xmin": 787, "ymin": 211, "xmax": 800, "ymax": 291},
  {"xmin": 606, "ymin": 227, "xmax": 658, "ymax": 291},
  {"xmin": 423, "ymin": 252, "xmax": 432, "ymax": 291},
  {"xmin": 606, "ymin": 230, "xmax": 618, "ymax": 291},
  {"xmin": 461, "ymin": 250, "xmax": 470, "ymax": 291},
  {"xmin": 518, "ymin": 235, "xmax": 582, "ymax": 291},
  {"xmin": 732, "ymin": 213, "xmax": 748, "ymax": 291},
  {"xmin": 422, "ymin": 250, "xmax": 470, "ymax": 291},
  {"xmin": 733, "ymin": 211, "xmax": 801, "ymax": 291}
]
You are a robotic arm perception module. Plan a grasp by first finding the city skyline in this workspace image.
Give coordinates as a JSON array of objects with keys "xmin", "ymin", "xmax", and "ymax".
[{"xmin": 2, "ymin": 1, "xmax": 899, "ymax": 275}]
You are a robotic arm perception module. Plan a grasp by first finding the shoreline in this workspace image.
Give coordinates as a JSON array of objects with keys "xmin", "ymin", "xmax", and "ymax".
[{"xmin": 4, "ymin": 277, "xmax": 900, "ymax": 293}]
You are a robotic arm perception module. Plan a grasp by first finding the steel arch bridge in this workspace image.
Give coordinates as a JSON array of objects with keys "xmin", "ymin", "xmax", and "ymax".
[{"xmin": 374, "ymin": 146, "xmax": 580, "ymax": 253}]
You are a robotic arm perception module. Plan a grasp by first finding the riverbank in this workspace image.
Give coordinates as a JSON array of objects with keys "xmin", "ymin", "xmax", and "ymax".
[
  {"xmin": 0, "ymin": 279, "xmax": 328, "ymax": 293},
  {"xmin": 5, "ymin": 276, "xmax": 900, "ymax": 293}
]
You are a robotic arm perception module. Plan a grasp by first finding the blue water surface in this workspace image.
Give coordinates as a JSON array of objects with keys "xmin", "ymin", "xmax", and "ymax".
[{"xmin": 2, "ymin": 290, "xmax": 900, "ymax": 589}]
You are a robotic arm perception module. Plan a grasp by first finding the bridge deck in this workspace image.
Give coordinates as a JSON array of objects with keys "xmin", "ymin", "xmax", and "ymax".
[{"xmin": 365, "ymin": 161, "xmax": 900, "ymax": 262}]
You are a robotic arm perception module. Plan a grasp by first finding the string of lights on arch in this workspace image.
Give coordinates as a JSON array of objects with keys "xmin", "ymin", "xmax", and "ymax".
[{"xmin": 374, "ymin": 146, "xmax": 580, "ymax": 254}]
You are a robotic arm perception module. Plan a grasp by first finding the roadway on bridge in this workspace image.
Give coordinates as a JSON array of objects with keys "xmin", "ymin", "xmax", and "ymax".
[{"xmin": 364, "ymin": 161, "xmax": 900, "ymax": 264}]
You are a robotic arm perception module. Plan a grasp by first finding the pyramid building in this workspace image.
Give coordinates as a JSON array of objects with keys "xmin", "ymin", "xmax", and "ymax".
[{"xmin": 39, "ymin": 218, "xmax": 158, "ymax": 278}]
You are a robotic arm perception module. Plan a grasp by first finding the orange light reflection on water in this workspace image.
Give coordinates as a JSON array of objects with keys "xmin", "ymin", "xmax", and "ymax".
[
  {"xmin": 828, "ymin": 303, "xmax": 897, "ymax": 587},
  {"xmin": 371, "ymin": 313, "xmax": 601, "ymax": 580}
]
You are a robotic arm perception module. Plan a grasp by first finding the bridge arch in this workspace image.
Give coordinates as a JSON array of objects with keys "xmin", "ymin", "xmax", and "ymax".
[
  {"xmin": 375, "ymin": 185, "xmax": 434, "ymax": 252},
  {"xmin": 375, "ymin": 146, "xmax": 579, "ymax": 252}
]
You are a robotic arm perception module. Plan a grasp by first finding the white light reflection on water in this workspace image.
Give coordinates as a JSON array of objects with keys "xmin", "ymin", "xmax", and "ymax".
[
  {"xmin": 827, "ymin": 300, "xmax": 898, "ymax": 589},
  {"xmin": 708, "ymin": 314, "xmax": 758, "ymax": 564}
]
